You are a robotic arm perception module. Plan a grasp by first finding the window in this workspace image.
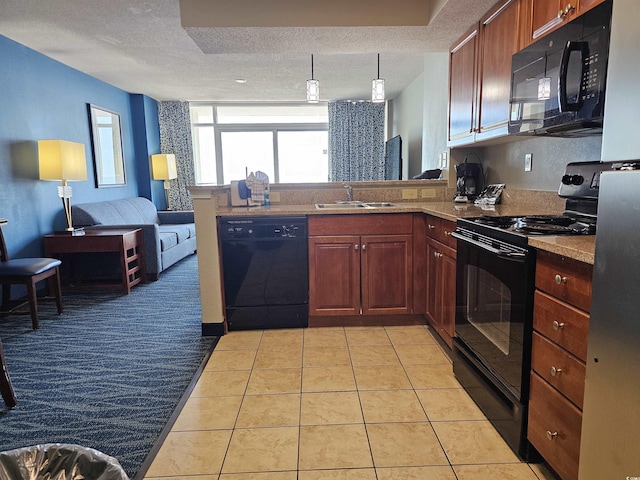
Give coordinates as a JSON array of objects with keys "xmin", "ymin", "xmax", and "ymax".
[{"xmin": 190, "ymin": 104, "xmax": 329, "ymax": 185}]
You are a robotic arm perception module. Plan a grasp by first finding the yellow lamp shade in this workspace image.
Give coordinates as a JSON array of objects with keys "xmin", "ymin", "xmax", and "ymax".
[
  {"xmin": 38, "ymin": 140, "xmax": 88, "ymax": 181},
  {"xmin": 151, "ymin": 154, "xmax": 177, "ymax": 181}
]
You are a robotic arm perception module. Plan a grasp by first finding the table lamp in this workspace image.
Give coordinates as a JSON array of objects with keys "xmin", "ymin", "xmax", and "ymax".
[
  {"xmin": 151, "ymin": 154, "xmax": 177, "ymax": 210},
  {"xmin": 38, "ymin": 139, "xmax": 88, "ymax": 235}
]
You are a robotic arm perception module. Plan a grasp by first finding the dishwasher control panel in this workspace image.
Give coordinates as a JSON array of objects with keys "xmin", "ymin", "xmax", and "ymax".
[{"xmin": 219, "ymin": 216, "xmax": 308, "ymax": 239}]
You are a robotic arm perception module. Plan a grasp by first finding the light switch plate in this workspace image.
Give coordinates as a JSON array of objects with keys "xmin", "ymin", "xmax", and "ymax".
[{"xmin": 524, "ymin": 153, "xmax": 532, "ymax": 172}]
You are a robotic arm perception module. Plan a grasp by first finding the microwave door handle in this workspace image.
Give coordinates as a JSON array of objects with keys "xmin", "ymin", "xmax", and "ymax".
[
  {"xmin": 559, "ymin": 41, "xmax": 588, "ymax": 112},
  {"xmin": 451, "ymin": 231, "xmax": 528, "ymax": 262}
]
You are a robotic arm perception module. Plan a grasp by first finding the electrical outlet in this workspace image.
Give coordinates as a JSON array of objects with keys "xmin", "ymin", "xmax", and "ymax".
[
  {"xmin": 402, "ymin": 189, "xmax": 418, "ymax": 200},
  {"xmin": 269, "ymin": 191, "xmax": 281, "ymax": 203},
  {"xmin": 524, "ymin": 153, "xmax": 532, "ymax": 172},
  {"xmin": 421, "ymin": 188, "xmax": 437, "ymax": 198}
]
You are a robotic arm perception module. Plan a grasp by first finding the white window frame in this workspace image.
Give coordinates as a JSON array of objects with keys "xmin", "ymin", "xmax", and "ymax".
[{"xmin": 190, "ymin": 102, "xmax": 328, "ymax": 185}]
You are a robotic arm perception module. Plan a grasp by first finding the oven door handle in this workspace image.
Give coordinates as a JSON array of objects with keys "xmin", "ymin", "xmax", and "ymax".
[{"xmin": 451, "ymin": 231, "xmax": 528, "ymax": 262}]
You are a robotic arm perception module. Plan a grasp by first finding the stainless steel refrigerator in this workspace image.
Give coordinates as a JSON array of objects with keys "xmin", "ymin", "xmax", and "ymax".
[{"xmin": 579, "ymin": 170, "xmax": 640, "ymax": 479}]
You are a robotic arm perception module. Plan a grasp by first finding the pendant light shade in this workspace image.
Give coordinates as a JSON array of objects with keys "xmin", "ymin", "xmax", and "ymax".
[
  {"xmin": 307, "ymin": 54, "xmax": 320, "ymax": 103},
  {"xmin": 372, "ymin": 53, "xmax": 385, "ymax": 103}
]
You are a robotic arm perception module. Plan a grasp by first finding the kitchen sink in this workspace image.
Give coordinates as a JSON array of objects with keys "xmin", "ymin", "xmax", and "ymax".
[
  {"xmin": 314, "ymin": 202, "xmax": 398, "ymax": 209},
  {"xmin": 363, "ymin": 202, "xmax": 397, "ymax": 208},
  {"xmin": 314, "ymin": 203, "xmax": 367, "ymax": 209}
]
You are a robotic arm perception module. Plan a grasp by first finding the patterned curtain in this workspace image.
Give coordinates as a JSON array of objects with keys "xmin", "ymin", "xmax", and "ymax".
[
  {"xmin": 158, "ymin": 102, "xmax": 195, "ymax": 210},
  {"xmin": 328, "ymin": 101, "xmax": 385, "ymax": 182}
]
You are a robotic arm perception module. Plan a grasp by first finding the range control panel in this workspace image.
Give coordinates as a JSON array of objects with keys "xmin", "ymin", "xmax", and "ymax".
[{"xmin": 558, "ymin": 161, "xmax": 639, "ymax": 199}]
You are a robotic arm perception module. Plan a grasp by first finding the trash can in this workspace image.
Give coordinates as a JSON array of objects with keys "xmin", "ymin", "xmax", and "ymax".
[{"xmin": 0, "ymin": 443, "xmax": 129, "ymax": 480}]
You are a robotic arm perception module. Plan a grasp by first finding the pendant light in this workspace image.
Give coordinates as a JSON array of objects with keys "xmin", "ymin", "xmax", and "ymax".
[
  {"xmin": 306, "ymin": 54, "xmax": 320, "ymax": 103},
  {"xmin": 372, "ymin": 53, "xmax": 385, "ymax": 103}
]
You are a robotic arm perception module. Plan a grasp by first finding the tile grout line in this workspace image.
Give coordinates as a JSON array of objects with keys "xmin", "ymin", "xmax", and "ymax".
[{"xmin": 216, "ymin": 329, "xmax": 263, "ymax": 478}]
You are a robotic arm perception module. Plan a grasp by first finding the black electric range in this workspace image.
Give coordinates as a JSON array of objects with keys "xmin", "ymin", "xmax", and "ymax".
[{"xmin": 451, "ymin": 160, "xmax": 633, "ymax": 461}]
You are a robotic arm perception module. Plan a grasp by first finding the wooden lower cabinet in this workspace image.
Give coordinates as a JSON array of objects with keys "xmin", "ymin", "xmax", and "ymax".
[
  {"xmin": 529, "ymin": 251, "xmax": 592, "ymax": 480},
  {"xmin": 426, "ymin": 237, "xmax": 456, "ymax": 347},
  {"xmin": 528, "ymin": 372, "xmax": 583, "ymax": 480},
  {"xmin": 308, "ymin": 235, "xmax": 360, "ymax": 316},
  {"xmin": 425, "ymin": 216, "xmax": 457, "ymax": 347},
  {"xmin": 308, "ymin": 215, "xmax": 413, "ymax": 319}
]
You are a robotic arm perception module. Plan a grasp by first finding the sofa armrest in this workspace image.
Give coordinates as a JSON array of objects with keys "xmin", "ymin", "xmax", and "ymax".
[
  {"xmin": 85, "ymin": 224, "xmax": 162, "ymax": 277},
  {"xmin": 158, "ymin": 210, "xmax": 194, "ymax": 224}
]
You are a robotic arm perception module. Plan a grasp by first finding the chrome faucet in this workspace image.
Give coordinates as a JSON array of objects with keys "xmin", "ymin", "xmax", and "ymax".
[{"xmin": 344, "ymin": 185, "xmax": 353, "ymax": 202}]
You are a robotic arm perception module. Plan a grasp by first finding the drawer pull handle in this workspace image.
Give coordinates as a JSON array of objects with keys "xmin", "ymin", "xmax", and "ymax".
[
  {"xmin": 552, "ymin": 320, "xmax": 565, "ymax": 330},
  {"xmin": 554, "ymin": 274, "xmax": 568, "ymax": 285},
  {"xmin": 550, "ymin": 366, "xmax": 562, "ymax": 376},
  {"xmin": 445, "ymin": 231, "xmax": 452, "ymax": 236},
  {"xmin": 546, "ymin": 430, "xmax": 558, "ymax": 440},
  {"xmin": 428, "ymin": 224, "xmax": 436, "ymax": 230}
]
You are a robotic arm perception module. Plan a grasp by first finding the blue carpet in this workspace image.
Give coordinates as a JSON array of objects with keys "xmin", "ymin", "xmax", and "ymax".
[{"xmin": 0, "ymin": 254, "xmax": 217, "ymax": 478}]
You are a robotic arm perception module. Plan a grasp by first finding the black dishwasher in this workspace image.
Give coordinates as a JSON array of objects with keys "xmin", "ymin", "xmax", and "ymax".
[{"xmin": 219, "ymin": 216, "xmax": 308, "ymax": 330}]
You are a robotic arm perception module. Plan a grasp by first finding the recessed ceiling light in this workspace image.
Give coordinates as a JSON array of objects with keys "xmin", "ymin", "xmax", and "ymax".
[{"xmin": 235, "ymin": 79, "xmax": 247, "ymax": 84}]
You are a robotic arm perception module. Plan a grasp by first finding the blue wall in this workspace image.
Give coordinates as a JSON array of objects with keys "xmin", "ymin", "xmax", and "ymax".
[{"xmin": 0, "ymin": 35, "xmax": 161, "ymax": 259}]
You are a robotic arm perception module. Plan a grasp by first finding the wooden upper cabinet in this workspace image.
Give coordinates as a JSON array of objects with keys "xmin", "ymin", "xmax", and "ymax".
[
  {"xmin": 448, "ymin": 25, "xmax": 479, "ymax": 145},
  {"xmin": 448, "ymin": 0, "xmax": 524, "ymax": 145},
  {"xmin": 476, "ymin": 0, "xmax": 524, "ymax": 140},
  {"xmin": 524, "ymin": 0, "xmax": 606, "ymax": 45}
]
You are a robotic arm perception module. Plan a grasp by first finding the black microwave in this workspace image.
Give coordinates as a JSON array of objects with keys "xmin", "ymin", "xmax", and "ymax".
[{"xmin": 508, "ymin": 0, "xmax": 613, "ymax": 137}]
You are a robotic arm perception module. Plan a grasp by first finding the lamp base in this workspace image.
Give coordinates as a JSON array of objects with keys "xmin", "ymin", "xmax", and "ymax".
[{"xmin": 54, "ymin": 227, "xmax": 86, "ymax": 236}]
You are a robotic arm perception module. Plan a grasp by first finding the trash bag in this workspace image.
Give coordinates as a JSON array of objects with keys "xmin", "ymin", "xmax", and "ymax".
[{"xmin": 0, "ymin": 443, "xmax": 129, "ymax": 480}]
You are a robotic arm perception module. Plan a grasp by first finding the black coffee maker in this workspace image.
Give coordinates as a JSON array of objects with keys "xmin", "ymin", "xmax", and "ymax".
[{"xmin": 454, "ymin": 160, "xmax": 484, "ymax": 203}]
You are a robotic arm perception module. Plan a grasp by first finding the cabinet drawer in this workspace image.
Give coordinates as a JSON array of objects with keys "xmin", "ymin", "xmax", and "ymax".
[
  {"xmin": 309, "ymin": 214, "xmax": 412, "ymax": 236},
  {"xmin": 528, "ymin": 372, "xmax": 582, "ymax": 480},
  {"xmin": 531, "ymin": 332, "xmax": 586, "ymax": 409},
  {"xmin": 535, "ymin": 251, "xmax": 593, "ymax": 312},
  {"xmin": 426, "ymin": 216, "xmax": 457, "ymax": 249},
  {"xmin": 534, "ymin": 290, "xmax": 589, "ymax": 361}
]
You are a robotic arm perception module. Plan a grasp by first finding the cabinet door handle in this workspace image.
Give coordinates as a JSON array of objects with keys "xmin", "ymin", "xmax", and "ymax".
[
  {"xmin": 428, "ymin": 224, "xmax": 436, "ymax": 230},
  {"xmin": 552, "ymin": 320, "xmax": 565, "ymax": 330},
  {"xmin": 445, "ymin": 231, "xmax": 452, "ymax": 236},
  {"xmin": 355, "ymin": 244, "xmax": 359, "ymax": 250},
  {"xmin": 362, "ymin": 244, "xmax": 366, "ymax": 251},
  {"xmin": 550, "ymin": 366, "xmax": 562, "ymax": 376},
  {"xmin": 546, "ymin": 431, "xmax": 559, "ymax": 440},
  {"xmin": 554, "ymin": 274, "xmax": 568, "ymax": 284},
  {"xmin": 434, "ymin": 252, "xmax": 443, "ymax": 259}
]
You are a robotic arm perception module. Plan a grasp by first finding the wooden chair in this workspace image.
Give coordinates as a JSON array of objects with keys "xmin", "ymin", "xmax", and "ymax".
[
  {"xmin": 0, "ymin": 225, "xmax": 63, "ymax": 329},
  {"xmin": 0, "ymin": 338, "xmax": 17, "ymax": 408}
]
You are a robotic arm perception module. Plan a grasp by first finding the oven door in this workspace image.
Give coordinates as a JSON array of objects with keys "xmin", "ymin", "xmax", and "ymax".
[{"xmin": 453, "ymin": 231, "xmax": 535, "ymax": 399}]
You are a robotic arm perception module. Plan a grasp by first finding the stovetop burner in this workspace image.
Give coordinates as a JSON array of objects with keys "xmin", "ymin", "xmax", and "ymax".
[
  {"xmin": 519, "ymin": 215, "xmax": 575, "ymax": 226},
  {"xmin": 466, "ymin": 214, "xmax": 596, "ymax": 236}
]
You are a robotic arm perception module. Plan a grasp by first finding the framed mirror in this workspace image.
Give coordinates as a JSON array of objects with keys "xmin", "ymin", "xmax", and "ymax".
[{"xmin": 88, "ymin": 104, "xmax": 126, "ymax": 187}]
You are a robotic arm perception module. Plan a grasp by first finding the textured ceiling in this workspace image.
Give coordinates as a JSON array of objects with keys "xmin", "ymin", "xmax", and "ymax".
[{"xmin": 0, "ymin": 0, "xmax": 497, "ymax": 102}]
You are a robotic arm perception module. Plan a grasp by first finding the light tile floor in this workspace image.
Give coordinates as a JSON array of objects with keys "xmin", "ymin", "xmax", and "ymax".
[{"xmin": 144, "ymin": 325, "xmax": 558, "ymax": 480}]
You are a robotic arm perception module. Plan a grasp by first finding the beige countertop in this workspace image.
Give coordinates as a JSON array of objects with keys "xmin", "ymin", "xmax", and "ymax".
[{"xmin": 214, "ymin": 201, "xmax": 595, "ymax": 264}]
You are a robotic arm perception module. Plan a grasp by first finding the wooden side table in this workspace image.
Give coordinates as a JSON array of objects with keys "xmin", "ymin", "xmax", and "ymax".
[{"xmin": 43, "ymin": 228, "xmax": 146, "ymax": 295}]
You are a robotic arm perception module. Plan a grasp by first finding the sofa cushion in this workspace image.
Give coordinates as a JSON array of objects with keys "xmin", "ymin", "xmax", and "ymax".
[
  {"xmin": 159, "ymin": 231, "xmax": 178, "ymax": 251},
  {"xmin": 73, "ymin": 198, "xmax": 160, "ymax": 227},
  {"xmin": 159, "ymin": 224, "xmax": 191, "ymax": 243}
]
